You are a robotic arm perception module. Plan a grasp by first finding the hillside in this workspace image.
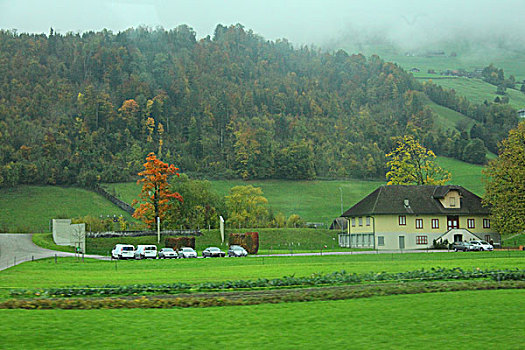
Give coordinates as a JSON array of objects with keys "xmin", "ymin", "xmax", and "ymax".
[
  {"xmin": 0, "ymin": 154, "xmax": 486, "ymax": 233},
  {"xmin": 0, "ymin": 25, "xmax": 517, "ymax": 189}
]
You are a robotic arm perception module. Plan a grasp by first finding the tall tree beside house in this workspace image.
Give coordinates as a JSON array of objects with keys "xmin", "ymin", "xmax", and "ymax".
[
  {"xmin": 482, "ymin": 122, "xmax": 525, "ymax": 235},
  {"xmin": 132, "ymin": 153, "xmax": 183, "ymax": 230},
  {"xmin": 386, "ymin": 135, "xmax": 452, "ymax": 185}
]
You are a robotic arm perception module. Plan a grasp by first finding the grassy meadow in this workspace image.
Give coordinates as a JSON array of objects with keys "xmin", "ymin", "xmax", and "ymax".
[
  {"xmin": 104, "ymin": 179, "xmax": 384, "ymax": 226},
  {"xmin": 1, "ymin": 251, "xmax": 522, "ymax": 289},
  {"xmin": 1, "ymin": 289, "xmax": 523, "ymax": 349},
  {"xmin": 420, "ymin": 77, "xmax": 525, "ymax": 109}
]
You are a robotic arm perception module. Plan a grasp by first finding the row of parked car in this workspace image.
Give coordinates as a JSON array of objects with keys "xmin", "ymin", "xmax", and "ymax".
[
  {"xmin": 452, "ymin": 240, "xmax": 494, "ymax": 252},
  {"xmin": 111, "ymin": 244, "xmax": 248, "ymax": 260}
]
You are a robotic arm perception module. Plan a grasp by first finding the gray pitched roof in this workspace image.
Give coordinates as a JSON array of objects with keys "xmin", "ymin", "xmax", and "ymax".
[{"xmin": 342, "ymin": 185, "xmax": 489, "ymax": 217}]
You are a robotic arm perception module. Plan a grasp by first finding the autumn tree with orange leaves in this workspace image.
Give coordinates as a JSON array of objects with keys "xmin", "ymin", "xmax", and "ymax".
[{"xmin": 132, "ymin": 153, "xmax": 183, "ymax": 230}]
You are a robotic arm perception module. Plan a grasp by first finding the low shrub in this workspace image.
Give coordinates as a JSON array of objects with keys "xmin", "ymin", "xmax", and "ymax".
[
  {"xmin": 165, "ymin": 236, "xmax": 195, "ymax": 250},
  {"xmin": 229, "ymin": 232, "xmax": 259, "ymax": 254}
]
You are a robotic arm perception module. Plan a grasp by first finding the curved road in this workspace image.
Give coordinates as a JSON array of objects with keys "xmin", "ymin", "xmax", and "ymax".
[{"xmin": 0, "ymin": 234, "xmax": 109, "ymax": 271}]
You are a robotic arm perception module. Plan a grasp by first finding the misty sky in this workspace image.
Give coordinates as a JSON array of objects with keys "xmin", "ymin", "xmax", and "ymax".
[{"xmin": 1, "ymin": 0, "xmax": 524, "ymax": 49}]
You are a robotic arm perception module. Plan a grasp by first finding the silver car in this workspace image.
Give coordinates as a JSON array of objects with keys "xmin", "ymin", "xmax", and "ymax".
[
  {"xmin": 470, "ymin": 240, "xmax": 494, "ymax": 251},
  {"xmin": 158, "ymin": 247, "xmax": 178, "ymax": 259},
  {"xmin": 178, "ymin": 247, "xmax": 198, "ymax": 258},
  {"xmin": 228, "ymin": 245, "xmax": 248, "ymax": 257}
]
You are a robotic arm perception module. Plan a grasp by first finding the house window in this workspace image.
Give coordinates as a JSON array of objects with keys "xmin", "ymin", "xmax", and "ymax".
[
  {"xmin": 416, "ymin": 235, "xmax": 428, "ymax": 244},
  {"xmin": 431, "ymin": 219, "xmax": 439, "ymax": 229},
  {"xmin": 484, "ymin": 235, "xmax": 492, "ymax": 242},
  {"xmin": 351, "ymin": 217, "xmax": 356, "ymax": 227},
  {"xmin": 415, "ymin": 218, "xmax": 423, "ymax": 229},
  {"xmin": 358, "ymin": 217, "xmax": 363, "ymax": 226},
  {"xmin": 399, "ymin": 215, "xmax": 406, "ymax": 226},
  {"xmin": 366, "ymin": 216, "xmax": 371, "ymax": 226},
  {"xmin": 378, "ymin": 236, "xmax": 385, "ymax": 246},
  {"xmin": 450, "ymin": 197, "xmax": 456, "ymax": 207},
  {"xmin": 467, "ymin": 219, "xmax": 475, "ymax": 229},
  {"xmin": 483, "ymin": 219, "xmax": 490, "ymax": 228}
]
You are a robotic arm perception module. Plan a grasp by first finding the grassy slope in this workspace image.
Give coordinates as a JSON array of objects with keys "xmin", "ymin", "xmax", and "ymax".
[
  {"xmin": 420, "ymin": 77, "xmax": 525, "ymax": 109},
  {"xmin": 1, "ymin": 290, "xmax": 523, "ymax": 349},
  {"xmin": 1, "ymin": 251, "xmax": 522, "ymax": 289},
  {"xmin": 426, "ymin": 99, "xmax": 475, "ymax": 131},
  {"xmin": 106, "ymin": 179, "xmax": 384, "ymax": 226},
  {"xmin": 105, "ymin": 157, "xmax": 481, "ymax": 227},
  {"xmin": 435, "ymin": 157, "xmax": 485, "ymax": 195},
  {"xmin": 0, "ymin": 186, "xmax": 133, "ymax": 233}
]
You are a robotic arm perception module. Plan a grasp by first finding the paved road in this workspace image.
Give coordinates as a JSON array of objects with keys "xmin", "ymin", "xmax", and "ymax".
[{"xmin": 0, "ymin": 234, "xmax": 109, "ymax": 271}]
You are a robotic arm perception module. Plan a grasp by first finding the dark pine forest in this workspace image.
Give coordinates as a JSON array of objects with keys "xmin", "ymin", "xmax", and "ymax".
[{"xmin": 0, "ymin": 24, "xmax": 518, "ymax": 187}]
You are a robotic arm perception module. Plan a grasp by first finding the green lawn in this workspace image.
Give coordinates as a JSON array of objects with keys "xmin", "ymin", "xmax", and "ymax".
[
  {"xmin": 1, "ymin": 289, "xmax": 523, "ymax": 349},
  {"xmin": 1, "ymin": 251, "xmax": 522, "ymax": 289},
  {"xmin": 0, "ymin": 186, "xmax": 133, "ymax": 233}
]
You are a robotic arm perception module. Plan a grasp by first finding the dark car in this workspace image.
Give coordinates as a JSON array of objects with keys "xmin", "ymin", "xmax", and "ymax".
[
  {"xmin": 158, "ymin": 247, "xmax": 177, "ymax": 259},
  {"xmin": 453, "ymin": 241, "xmax": 477, "ymax": 252},
  {"xmin": 228, "ymin": 245, "xmax": 248, "ymax": 257},
  {"xmin": 202, "ymin": 247, "xmax": 225, "ymax": 258}
]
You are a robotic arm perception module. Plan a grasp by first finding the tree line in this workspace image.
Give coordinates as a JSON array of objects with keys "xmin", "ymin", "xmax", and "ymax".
[{"xmin": 0, "ymin": 25, "xmax": 518, "ymax": 187}]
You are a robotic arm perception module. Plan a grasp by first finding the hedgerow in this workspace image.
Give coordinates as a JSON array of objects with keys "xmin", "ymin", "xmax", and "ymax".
[
  {"xmin": 2, "ymin": 280, "xmax": 523, "ymax": 310},
  {"xmin": 9, "ymin": 267, "xmax": 524, "ymax": 299}
]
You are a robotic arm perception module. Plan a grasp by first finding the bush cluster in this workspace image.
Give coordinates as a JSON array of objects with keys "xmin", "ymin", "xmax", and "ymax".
[
  {"xmin": 228, "ymin": 232, "xmax": 259, "ymax": 254},
  {"xmin": 165, "ymin": 236, "xmax": 195, "ymax": 250},
  {"xmin": 2, "ymin": 280, "xmax": 522, "ymax": 310}
]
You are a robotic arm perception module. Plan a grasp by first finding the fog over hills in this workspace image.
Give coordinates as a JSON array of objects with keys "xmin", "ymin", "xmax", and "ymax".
[{"xmin": 1, "ymin": 0, "xmax": 524, "ymax": 54}]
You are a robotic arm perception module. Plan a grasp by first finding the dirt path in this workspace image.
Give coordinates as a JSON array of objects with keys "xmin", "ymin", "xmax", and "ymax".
[{"xmin": 0, "ymin": 233, "xmax": 109, "ymax": 271}]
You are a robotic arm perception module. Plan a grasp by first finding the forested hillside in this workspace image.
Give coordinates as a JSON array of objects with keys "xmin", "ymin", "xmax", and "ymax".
[{"xmin": 0, "ymin": 25, "xmax": 518, "ymax": 187}]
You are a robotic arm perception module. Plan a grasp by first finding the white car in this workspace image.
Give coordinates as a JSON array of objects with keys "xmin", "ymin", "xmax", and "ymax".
[
  {"xmin": 111, "ymin": 244, "xmax": 135, "ymax": 260},
  {"xmin": 470, "ymin": 240, "xmax": 494, "ymax": 251},
  {"xmin": 178, "ymin": 247, "xmax": 197, "ymax": 258},
  {"xmin": 134, "ymin": 245, "xmax": 158, "ymax": 259},
  {"xmin": 158, "ymin": 247, "xmax": 178, "ymax": 259}
]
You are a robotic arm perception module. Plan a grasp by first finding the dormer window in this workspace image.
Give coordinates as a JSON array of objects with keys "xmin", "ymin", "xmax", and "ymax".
[{"xmin": 450, "ymin": 197, "xmax": 456, "ymax": 207}]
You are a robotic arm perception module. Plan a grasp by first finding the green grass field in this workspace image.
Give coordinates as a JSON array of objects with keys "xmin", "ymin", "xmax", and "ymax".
[
  {"xmin": 0, "ymin": 186, "xmax": 133, "ymax": 233},
  {"xmin": 1, "ymin": 251, "xmax": 522, "ymax": 289},
  {"xmin": 1, "ymin": 289, "xmax": 523, "ymax": 349}
]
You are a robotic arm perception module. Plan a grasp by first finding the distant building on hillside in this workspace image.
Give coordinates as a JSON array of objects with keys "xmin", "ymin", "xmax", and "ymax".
[
  {"xmin": 336, "ymin": 185, "xmax": 500, "ymax": 250},
  {"xmin": 518, "ymin": 108, "xmax": 525, "ymax": 118}
]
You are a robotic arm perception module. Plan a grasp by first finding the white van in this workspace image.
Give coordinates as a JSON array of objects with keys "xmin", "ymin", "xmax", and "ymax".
[
  {"xmin": 134, "ymin": 245, "xmax": 158, "ymax": 259},
  {"xmin": 111, "ymin": 244, "xmax": 135, "ymax": 260}
]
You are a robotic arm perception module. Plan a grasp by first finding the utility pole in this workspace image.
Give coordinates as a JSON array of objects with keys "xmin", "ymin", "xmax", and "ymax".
[{"xmin": 339, "ymin": 187, "xmax": 344, "ymax": 215}]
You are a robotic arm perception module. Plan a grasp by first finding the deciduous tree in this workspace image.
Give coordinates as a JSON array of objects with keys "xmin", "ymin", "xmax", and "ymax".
[
  {"xmin": 225, "ymin": 185, "xmax": 269, "ymax": 228},
  {"xmin": 386, "ymin": 135, "xmax": 451, "ymax": 185},
  {"xmin": 132, "ymin": 153, "xmax": 183, "ymax": 229},
  {"xmin": 483, "ymin": 122, "xmax": 525, "ymax": 235}
]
